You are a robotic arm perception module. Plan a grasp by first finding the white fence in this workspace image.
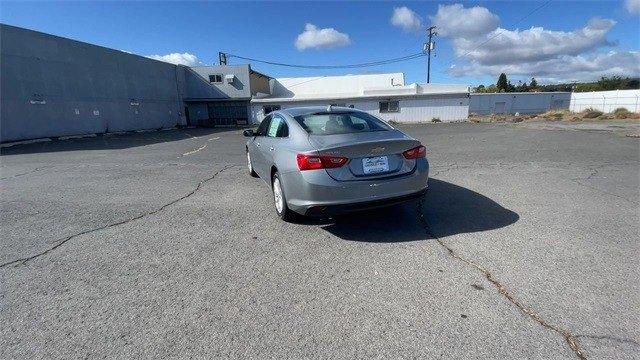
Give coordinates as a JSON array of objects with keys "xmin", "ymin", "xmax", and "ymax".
[{"xmin": 570, "ymin": 90, "xmax": 640, "ymax": 113}]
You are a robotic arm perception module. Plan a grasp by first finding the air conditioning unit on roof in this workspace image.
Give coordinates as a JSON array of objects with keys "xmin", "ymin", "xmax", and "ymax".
[{"xmin": 225, "ymin": 74, "xmax": 235, "ymax": 84}]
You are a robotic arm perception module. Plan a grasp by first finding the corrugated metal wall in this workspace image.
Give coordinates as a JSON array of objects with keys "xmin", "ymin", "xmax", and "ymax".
[
  {"xmin": 250, "ymin": 94, "xmax": 469, "ymax": 124},
  {"xmin": 0, "ymin": 24, "xmax": 186, "ymax": 142},
  {"xmin": 469, "ymin": 92, "xmax": 571, "ymax": 115},
  {"xmin": 570, "ymin": 90, "xmax": 640, "ymax": 113}
]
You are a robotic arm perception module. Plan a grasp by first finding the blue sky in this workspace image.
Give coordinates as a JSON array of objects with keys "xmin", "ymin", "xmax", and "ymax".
[{"xmin": 1, "ymin": 1, "xmax": 639, "ymax": 86}]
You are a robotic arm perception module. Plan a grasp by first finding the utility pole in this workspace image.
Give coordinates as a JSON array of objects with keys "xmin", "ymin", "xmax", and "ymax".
[
  {"xmin": 425, "ymin": 26, "xmax": 437, "ymax": 83},
  {"xmin": 218, "ymin": 52, "xmax": 227, "ymax": 65}
]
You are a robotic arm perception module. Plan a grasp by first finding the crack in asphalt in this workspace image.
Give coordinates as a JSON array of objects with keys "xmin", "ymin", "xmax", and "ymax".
[
  {"xmin": 416, "ymin": 197, "xmax": 587, "ymax": 359},
  {"xmin": 0, "ymin": 164, "xmax": 239, "ymax": 269},
  {"xmin": 575, "ymin": 334, "xmax": 640, "ymax": 348},
  {"xmin": 569, "ymin": 165, "xmax": 639, "ymax": 205}
]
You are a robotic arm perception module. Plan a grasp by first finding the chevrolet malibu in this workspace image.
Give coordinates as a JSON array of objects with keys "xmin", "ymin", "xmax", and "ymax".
[{"xmin": 244, "ymin": 106, "xmax": 429, "ymax": 221}]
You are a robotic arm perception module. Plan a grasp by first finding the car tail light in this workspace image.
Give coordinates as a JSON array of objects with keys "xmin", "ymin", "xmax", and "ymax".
[
  {"xmin": 296, "ymin": 153, "xmax": 348, "ymax": 171},
  {"xmin": 403, "ymin": 145, "xmax": 426, "ymax": 159}
]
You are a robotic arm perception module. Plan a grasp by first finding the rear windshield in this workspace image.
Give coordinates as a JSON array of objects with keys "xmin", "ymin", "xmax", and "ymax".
[{"xmin": 293, "ymin": 112, "xmax": 392, "ymax": 135}]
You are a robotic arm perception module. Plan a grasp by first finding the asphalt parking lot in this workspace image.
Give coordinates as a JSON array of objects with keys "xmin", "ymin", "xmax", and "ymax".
[{"xmin": 1, "ymin": 123, "xmax": 638, "ymax": 359}]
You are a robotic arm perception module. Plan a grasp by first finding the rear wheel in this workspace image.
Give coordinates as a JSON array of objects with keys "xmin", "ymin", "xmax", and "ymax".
[
  {"xmin": 247, "ymin": 150, "xmax": 257, "ymax": 177},
  {"xmin": 272, "ymin": 171, "xmax": 296, "ymax": 222}
]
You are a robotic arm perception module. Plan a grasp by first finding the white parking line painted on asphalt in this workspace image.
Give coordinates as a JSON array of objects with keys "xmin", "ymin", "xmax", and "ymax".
[{"xmin": 182, "ymin": 144, "xmax": 207, "ymax": 156}]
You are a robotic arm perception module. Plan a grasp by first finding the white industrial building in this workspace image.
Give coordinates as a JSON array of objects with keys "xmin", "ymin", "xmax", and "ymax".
[{"xmin": 250, "ymin": 73, "xmax": 470, "ymax": 124}]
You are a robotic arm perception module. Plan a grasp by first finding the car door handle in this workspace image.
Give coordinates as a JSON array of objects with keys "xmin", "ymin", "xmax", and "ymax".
[{"xmin": 269, "ymin": 147, "xmax": 275, "ymax": 151}]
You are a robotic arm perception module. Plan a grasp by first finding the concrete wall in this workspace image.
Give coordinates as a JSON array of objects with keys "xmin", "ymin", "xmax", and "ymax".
[
  {"xmin": 250, "ymin": 94, "xmax": 469, "ymax": 124},
  {"xmin": 0, "ymin": 24, "xmax": 186, "ymax": 142},
  {"xmin": 470, "ymin": 92, "xmax": 571, "ymax": 115},
  {"xmin": 187, "ymin": 65, "xmax": 251, "ymax": 100},
  {"xmin": 569, "ymin": 89, "xmax": 640, "ymax": 113}
]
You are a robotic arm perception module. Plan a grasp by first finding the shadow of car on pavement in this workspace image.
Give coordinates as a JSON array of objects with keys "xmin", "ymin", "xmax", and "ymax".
[{"xmin": 318, "ymin": 178, "xmax": 519, "ymax": 242}]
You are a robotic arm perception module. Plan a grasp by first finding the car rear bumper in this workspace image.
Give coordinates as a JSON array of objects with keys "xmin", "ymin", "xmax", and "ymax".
[
  {"xmin": 281, "ymin": 158, "xmax": 429, "ymax": 216},
  {"xmin": 303, "ymin": 187, "xmax": 427, "ymax": 216}
]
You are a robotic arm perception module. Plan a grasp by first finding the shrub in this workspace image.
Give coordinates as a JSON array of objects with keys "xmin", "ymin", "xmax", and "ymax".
[
  {"xmin": 581, "ymin": 108, "xmax": 603, "ymax": 119},
  {"xmin": 613, "ymin": 108, "xmax": 632, "ymax": 119},
  {"xmin": 431, "ymin": 118, "xmax": 441, "ymax": 123},
  {"xmin": 540, "ymin": 110, "xmax": 567, "ymax": 120}
]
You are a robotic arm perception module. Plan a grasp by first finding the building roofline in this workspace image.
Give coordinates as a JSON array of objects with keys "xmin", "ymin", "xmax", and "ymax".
[
  {"xmin": 0, "ymin": 23, "xmax": 181, "ymax": 68},
  {"xmin": 249, "ymin": 67, "xmax": 272, "ymax": 80},
  {"xmin": 274, "ymin": 72, "xmax": 404, "ymax": 82},
  {"xmin": 251, "ymin": 91, "xmax": 468, "ymax": 104}
]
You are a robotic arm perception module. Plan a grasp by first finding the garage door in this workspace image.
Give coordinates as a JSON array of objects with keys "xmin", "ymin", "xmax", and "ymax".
[{"xmin": 207, "ymin": 101, "xmax": 248, "ymax": 126}]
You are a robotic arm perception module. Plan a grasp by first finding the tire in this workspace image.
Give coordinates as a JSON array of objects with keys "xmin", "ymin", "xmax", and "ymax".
[
  {"xmin": 246, "ymin": 149, "xmax": 258, "ymax": 177},
  {"xmin": 272, "ymin": 171, "xmax": 297, "ymax": 222}
]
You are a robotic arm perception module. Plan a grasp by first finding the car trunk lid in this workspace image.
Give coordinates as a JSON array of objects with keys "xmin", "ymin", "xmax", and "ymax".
[{"xmin": 308, "ymin": 130, "xmax": 421, "ymax": 181}]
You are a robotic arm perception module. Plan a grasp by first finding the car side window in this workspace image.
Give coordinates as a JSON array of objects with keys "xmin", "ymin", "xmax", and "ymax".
[
  {"xmin": 255, "ymin": 115, "xmax": 272, "ymax": 137},
  {"xmin": 267, "ymin": 115, "xmax": 289, "ymax": 138}
]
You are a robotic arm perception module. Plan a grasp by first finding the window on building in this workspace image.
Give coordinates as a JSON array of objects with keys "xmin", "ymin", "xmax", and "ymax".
[
  {"xmin": 379, "ymin": 101, "xmax": 400, "ymax": 113},
  {"xmin": 209, "ymin": 74, "xmax": 223, "ymax": 83}
]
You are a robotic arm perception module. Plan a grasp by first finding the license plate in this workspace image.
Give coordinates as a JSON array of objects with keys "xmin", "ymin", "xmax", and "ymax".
[{"xmin": 362, "ymin": 156, "xmax": 389, "ymax": 174}]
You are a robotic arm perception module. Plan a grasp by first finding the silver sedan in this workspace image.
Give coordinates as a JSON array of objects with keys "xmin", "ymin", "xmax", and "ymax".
[{"xmin": 244, "ymin": 106, "xmax": 429, "ymax": 221}]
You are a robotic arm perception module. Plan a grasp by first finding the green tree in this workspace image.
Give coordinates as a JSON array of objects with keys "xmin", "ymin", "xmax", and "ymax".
[
  {"xmin": 529, "ymin": 77, "xmax": 538, "ymax": 89},
  {"xmin": 485, "ymin": 84, "xmax": 499, "ymax": 93},
  {"xmin": 515, "ymin": 80, "xmax": 529, "ymax": 92},
  {"xmin": 497, "ymin": 73, "xmax": 509, "ymax": 92}
]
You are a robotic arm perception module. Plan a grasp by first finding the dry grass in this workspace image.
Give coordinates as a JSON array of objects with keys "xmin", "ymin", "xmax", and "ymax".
[
  {"xmin": 581, "ymin": 108, "xmax": 604, "ymax": 119},
  {"xmin": 613, "ymin": 107, "xmax": 640, "ymax": 119},
  {"xmin": 468, "ymin": 108, "xmax": 640, "ymax": 123},
  {"xmin": 540, "ymin": 109, "xmax": 570, "ymax": 121}
]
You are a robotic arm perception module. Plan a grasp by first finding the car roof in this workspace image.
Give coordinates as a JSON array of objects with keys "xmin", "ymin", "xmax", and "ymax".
[{"xmin": 278, "ymin": 106, "xmax": 360, "ymax": 117}]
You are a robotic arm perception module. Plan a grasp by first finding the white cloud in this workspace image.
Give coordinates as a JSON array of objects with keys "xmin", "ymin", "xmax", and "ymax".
[
  {"xmin": 433, "ymin": 4, "xmax": 626, "ymax": 83},
  {"xmin": 625, "ymin": 0, "xmax": 640, "ymax": 15},
  {"xmin": 147, "ymin": 52, "xmax": 200, "ymax": 66},
  {"xmin": 449, "ymin": 51, "xmax": 640, "ymax": 83},
  {"xmin": 294, "ymin": 23, "xmax": 351, "ymax": 50},
  {"xmin": 430, "ymin": 4, "xmax": 498, "ymax": 39},
  {"xmin": 391, "ymin": 6, "xmax": 423, "ymax": 32},
  {"xmin": 453, "ymin": 17, "xmax": 616, "ymax": 65}
]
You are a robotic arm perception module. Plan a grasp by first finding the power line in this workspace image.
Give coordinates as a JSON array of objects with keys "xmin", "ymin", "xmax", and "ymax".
[
  {"xmin": 226, "ymin": 52, "xmax": 426, "ymax": 69},
  {"xmin": 225, "ymin": 1, "xmax": 551, "ymax": 75}
]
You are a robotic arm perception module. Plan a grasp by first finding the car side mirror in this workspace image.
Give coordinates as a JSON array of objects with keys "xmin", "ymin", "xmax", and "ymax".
[{"xmin": 243, "ymin": 129, "xmax": 255, "ymax": 137}]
